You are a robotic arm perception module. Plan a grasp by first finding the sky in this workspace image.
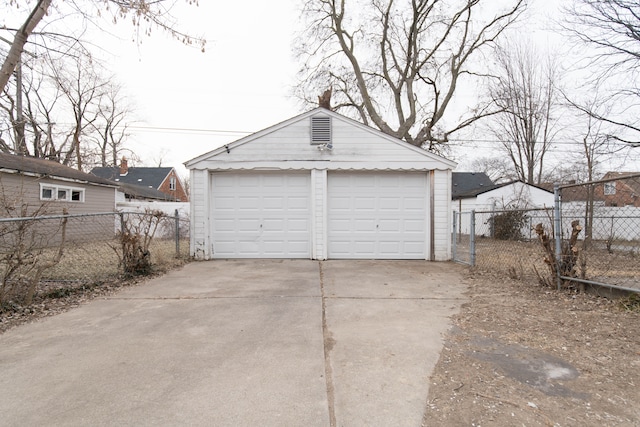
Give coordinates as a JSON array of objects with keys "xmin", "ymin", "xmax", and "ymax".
[
  {"xmin": 5, "ymin": 0, "xmax": 640, "ymax": 178},
  {"xmin": 97, "ymin": 0, "xmax": 302, "ymax": 176}
]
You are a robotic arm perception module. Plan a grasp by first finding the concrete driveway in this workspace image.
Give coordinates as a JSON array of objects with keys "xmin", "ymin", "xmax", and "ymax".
[{"xmin": 0, "ymin": 260, "xmax": 467, "ymax": 426}]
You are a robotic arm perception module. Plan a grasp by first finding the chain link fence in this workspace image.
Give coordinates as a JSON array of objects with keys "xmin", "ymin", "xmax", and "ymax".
[
  {"xmin": 453, "ymin": 174, "xmax": 640, "ymax": 293},
  {"xmin": 559, "ymin": 174, "xmax": 640, "ymax": 292},
  {"xmin": 453, "ymin": 207, "xmax": 553, "ymax": 280},
  {"xmin": 0, "ymin": 210, "xmax": 190, "ymax": 306}
]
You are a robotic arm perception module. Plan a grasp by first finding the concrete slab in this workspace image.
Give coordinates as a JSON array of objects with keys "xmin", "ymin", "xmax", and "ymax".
[
  {"xmin": 114, "ymin": 259, "xmax": 322, "ymax": 299},
  {"xmin": 320, "ymin": 261, "xmax": 467, "ymax": 426},
  {"xmin": 0, "ymin": 260, "xmax": 466, "ymax": 426}
]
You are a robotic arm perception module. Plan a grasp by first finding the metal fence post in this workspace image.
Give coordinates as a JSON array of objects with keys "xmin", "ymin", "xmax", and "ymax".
[
  {"xmin": 452, "ymin": 211, "xmax": 458, "ymax": 261},
  {"xmin": 470, "ymin": 210, "xmax": 476, "ymax": 266},
  {"xmin": 175, "ymin": 209, "xmax": 180, "ymax": 257},
  {"xmin": 119, "ymin": 212, "xmax": 125, "ymax": 234},
  {"xmin": 553, "ymin": 184, "xmax": 562, "ymax": 290}
]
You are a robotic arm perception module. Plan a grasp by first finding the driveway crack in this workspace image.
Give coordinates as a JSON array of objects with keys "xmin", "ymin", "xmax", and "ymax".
[{"xmin": 319, "ymin": 261, "xmax": 337, "ymax": 427}]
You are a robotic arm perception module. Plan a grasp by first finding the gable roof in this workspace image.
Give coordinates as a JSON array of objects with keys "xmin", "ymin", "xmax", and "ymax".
[
  {"xmin": 453, "ymin": 175, "xmax": 553, "ymax": 200},
  {"xmin": 185, "ymin": 108, "xmax": 457, "ymax": 170},
  {"xmin": 452, "ymin": 172, "xmax": 497, "ymax": 199},
  {"xmin": 0, "ymin": 152, "xmax": 116, "ymax": 187},
  {"xmin": 117, "ymin": 182, "xmax": 174, "ymax": 201},
  {"xmin": 91, "ymin": 166, "xmax": 173, "ymax": 189}
]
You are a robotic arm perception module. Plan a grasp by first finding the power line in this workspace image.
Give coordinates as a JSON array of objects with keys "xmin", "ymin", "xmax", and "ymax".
[{"xmin": 126, "ymin": 125, "xmax": 252, "ymax": 135}]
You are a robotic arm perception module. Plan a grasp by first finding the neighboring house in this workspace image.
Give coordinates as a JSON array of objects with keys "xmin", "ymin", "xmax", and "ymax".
[
  {"xmin": 595, "ymin": 171, "xmax": 640, "ymax": 207},
  {"xmin": 116, "ymin": 182, "xmax": 175, "ymax": 202},
  {"xmin": 538, "ymin": 182, "xmax": 605, "ymax": 210},
  {"xmin": 185, "ymin": 107, "xmax": 456, "ymax": 261},
  {"xmin": 452, "ymin": 174, "xmax": 554, "ymax": 238},
  {"xmin": 0, "ymin": 152, "xmax": 117, "ymax": 216},
  {"xmin": 452, "ymin": 172, "xmax": 496, "ymax": 209},
  {"xmin": 452, "ymin": 174, "xmax": 554, "ymax": 212},
  {"xmin": 91, "ymin": 159, "xmax": 188, "ymax": 202}
]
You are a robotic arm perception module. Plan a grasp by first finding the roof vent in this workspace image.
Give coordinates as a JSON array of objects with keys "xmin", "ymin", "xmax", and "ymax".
[{"xmin": 311, "ymin": 116, "xmax": 331, "ymax": 145}]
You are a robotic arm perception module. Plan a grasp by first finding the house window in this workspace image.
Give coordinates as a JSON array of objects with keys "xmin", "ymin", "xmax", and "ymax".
[
  {"xmin": 170, "ymin": 176, "xmax": 176, "ymax": 191},
  {"xmin": 40, "ymin": 184, "xmax": 84, "ymax": 202},
  {"xmin": 604, "ymin": 182, "xmax": 616, "ymax": 195},
  {"xmin": 311, "ymin": 116, "xmax": 331, "ymax": 144},
  {"xmin": 41, "ymin": 187, "xmax": 54, "ymax": 199}
]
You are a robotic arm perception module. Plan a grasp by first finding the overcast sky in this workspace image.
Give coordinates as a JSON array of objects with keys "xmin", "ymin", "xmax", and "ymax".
[
  {"xmin": 6, "ymin": 0, "xmax": 640, "ymax": 177},
  {"xmin": 97, "ymin": 0, "xmax": 301, "ymax": 175}
]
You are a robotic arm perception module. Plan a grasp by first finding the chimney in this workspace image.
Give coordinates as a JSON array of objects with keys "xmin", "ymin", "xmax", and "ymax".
[
  {"xmin": 120, "ymin": 157, "xmax": 128, "ymax": 176},
  {"xmin": 318, "ymin": 88, "xmax": 332, "ymax": 110}
]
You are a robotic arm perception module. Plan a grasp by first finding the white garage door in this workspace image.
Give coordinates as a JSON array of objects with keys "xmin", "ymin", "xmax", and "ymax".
[
  {"xmin": 211, "ymin": 172, "xmax": 310, "ymax": 258},
  {"xmin": 328, "ymin": 172, "xmax": 428, "ymax": 259}
]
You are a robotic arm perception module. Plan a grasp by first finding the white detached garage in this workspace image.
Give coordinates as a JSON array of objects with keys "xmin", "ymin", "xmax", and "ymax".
[{"xmin": 185, "ymin": 108, "xmax": 456, "ymax": 261}]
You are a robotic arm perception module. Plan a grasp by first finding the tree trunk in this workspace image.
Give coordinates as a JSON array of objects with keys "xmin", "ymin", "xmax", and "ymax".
[{"xmin": 0, "ymin": 0, "xmax": 52, "ymax": 93}]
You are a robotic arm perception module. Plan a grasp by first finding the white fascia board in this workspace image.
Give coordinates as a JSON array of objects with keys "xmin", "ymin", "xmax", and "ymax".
[{"xmin": 193, "ymin": 160, "xmax": 453, "ymax": 171}]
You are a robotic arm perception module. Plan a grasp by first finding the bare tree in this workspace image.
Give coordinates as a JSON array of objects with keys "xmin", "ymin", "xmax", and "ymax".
[
  {"xmin": 48, "ymin": 53, "xmax": 108, "ymax": 170},
  {"xmin": 561, "ymin": 0, "xmax": 640, "ymax": 145},
  {"xmin": 295, "ymin": 0, "xmax": 526, "ymax": 152},
  {"xmin": 0, "ymin": 49, "xmax": 136, "ymax": 171},
  {"xmin": 0, "ymin": 0, "xmax": 205, "ymax": 94},
  {"xmin": 89, "ymin": 82, "xmax": 135, "ymax": 168},
  {"xmin": 486, "ymin": 40, "xmax": 560, "ymax": 185},
  {"xmin": 467, "ymin": 156, "xmax": 518, "ymax": 183}
]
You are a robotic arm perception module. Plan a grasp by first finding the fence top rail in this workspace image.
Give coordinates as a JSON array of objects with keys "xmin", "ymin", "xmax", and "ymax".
[
  {"xmin": 0, "ymin": 210, "xmax": 181, "ymax": 223},
  {"xmin": 457, "ymin": 207, "xmax": 554, "ymax": 215},
  {"xmin": 557, "ymin": 173, "xmax": 640, "ymax": 190}
]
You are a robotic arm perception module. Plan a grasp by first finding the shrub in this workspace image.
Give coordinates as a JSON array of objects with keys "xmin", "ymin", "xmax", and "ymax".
[{"xmin": 491, "ymin": 210, "xmax": 529, "ymax": 241}]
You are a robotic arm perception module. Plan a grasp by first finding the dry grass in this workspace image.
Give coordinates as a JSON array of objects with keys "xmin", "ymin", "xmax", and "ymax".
[
  {"xmin": 43, "ymin": 238, "xmax": 190, "ymax": 282},
  {"xmin": 459, "ymin": 237, "xmax": 640, "ymax": 291}
]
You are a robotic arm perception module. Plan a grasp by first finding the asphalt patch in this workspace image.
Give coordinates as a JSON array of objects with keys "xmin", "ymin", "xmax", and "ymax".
[{"xmin": 467, "ymin": 335, "xmax": 589, "ymax": 399}]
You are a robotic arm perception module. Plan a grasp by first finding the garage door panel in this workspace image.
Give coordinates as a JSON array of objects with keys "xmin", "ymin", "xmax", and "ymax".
[
  {"xmin": 354, "ymin": 197, "xmax": 376, "ymax": 211},
  {"xmin": 378, "ymin": 241, "xmax": 401, "ymax": 253},
  {"xmin": 404, "ymin": 197, "xmax": 425, "ymax": 210},
  {"xmin": 237, "ymin": 175, "xmax": 260, "ymax": 187},
  {"xmin": 328, "ymin": 219, "xmax": 350, "ymax": 232},
  {"xmin": 404, "ymin": 219, "xmax": 425, "ymax": 232},
  {"xmin": 237, "ymin": 219, "xmax": 260, "ymax": 231},
  {"xmin": 262, "ymin": 197, "xmax": 285, "ymax": 210},
  {"xmin": 237, "ymin": 196, "xmax": 261, "ymax": 210},
  {"xmin": 288, "ymin": 218, "xmax": 310, "ymax": 232},
  {"xmin": 328, "ymin": 172, "xmax": 427, "ymax": 259},
  {"xmin": 262, "ymin": 218, "xmax": 284, "ymax": 230},
  {"xmin": 288, "ymin": 196, "xmax": 310, "ymax": 210},
  {"xmin": 352, "ymin": 219, "xmax": 375, "ymax": 231},
  {"xmin": 211, "ymin": 172, "xmax": 310, "ymax": 258},
  {"xmin": 379, "ymin": 197, "xmax": 402, "ymax": 210}
]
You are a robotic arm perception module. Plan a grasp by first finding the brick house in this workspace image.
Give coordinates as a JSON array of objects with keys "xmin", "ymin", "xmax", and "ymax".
[
  {"xmin": 595, "ymin": 172, "xmax": 640, "ymax": 207},
  {"xmin": 91, "ymin": 158, "xmax": 189, "ymax": 202}
]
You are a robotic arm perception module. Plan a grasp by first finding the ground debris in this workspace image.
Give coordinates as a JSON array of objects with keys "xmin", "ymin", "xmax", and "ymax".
[{"xmin": 424, "ymin": 271, "xmax": 640, "ymax": 426}]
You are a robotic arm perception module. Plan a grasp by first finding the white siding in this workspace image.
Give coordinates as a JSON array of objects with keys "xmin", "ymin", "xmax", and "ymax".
[
  {"xmin": 311, "ymin": 169, "xmax": 328, "ymax": 260},
  {"xmin": 432, "ymin": 169, "xmax": 452, "ymax": 261},
  {"xmin": 190, "ymin": 169, "xmax": 209, "ymax": 259},
  {"xmin": 187, "ymin": 111, "xmax": 456, "ymax": 172},
  {"xmin": 476, "ymin": 182, "xmax": 554, "ymax": 210}
]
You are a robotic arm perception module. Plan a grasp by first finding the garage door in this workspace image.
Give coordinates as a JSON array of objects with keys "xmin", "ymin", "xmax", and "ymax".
[
  {"xmin": 211, "ymin": 172, "xmax": 310, "ymax": 258},
  {"xmin": 328, "ymin": 172, "xmax": 427, "ymax": 259}
]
